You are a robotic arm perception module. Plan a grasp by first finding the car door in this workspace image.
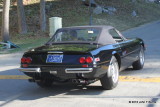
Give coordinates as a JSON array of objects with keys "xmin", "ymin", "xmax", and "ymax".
[{"xmin": 109, "ymin": 29, "xmax": 139, "ymax": 70}]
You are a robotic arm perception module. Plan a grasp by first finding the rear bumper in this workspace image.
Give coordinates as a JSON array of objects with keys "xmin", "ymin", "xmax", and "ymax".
[
  {"xmin": 65, "ymin": 68, "xmax": 93, "ymax": 73},
  {"xmin": 19, "ymin": 68, "xmax": 93, "ymax": 74},
  {"xmin": 19, "ymin": 68, "xmax": 41, "ymax": 73},
  {"xmin": 19, "ymin": 66, "xmax": 107, "ymax": 79}
]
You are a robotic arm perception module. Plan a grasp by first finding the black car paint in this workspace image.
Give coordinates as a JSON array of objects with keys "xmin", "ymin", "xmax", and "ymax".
[{"xmin": 21, "ymin": 37, "xmax": 144, "ymax": 80}]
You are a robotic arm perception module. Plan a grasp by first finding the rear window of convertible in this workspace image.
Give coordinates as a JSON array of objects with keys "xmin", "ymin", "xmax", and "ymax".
[{"xmin": 50, "ymin": 28, "xmax": 101, "ymax": 42}]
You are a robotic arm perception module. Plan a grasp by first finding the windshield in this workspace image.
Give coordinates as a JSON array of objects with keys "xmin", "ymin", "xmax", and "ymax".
[{"xmin": 48, "ymin": 28, "xmax": 101, "ymax": 43}]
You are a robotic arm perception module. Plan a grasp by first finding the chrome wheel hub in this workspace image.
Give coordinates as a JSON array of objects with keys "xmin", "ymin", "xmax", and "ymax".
[
  {"xmin": 140, "ymin": 50, "xmax": 144, "ymax": 65},
  {"xmin": 109, "ymin": 62, "xmax": 119, "ymax": 83}
]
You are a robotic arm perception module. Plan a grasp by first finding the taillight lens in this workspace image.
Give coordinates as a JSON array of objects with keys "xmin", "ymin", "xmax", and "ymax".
[
  {"xmin": 21, "ymin": 57, "xmax": 26, "ymax": 63},
  {"xmin": 22, "ymin": 64, "xmax": 28, "ymax": 68},
  {"xmin": 79, "ymin": 57, "xmax": 93, "ymax": 64},
  {"xmin": 86, "ymin": 57, "xmax": 93, "ymax": 63},
  {"xmin": 82, "ymin": 64, "xmax": 88, "ymax": 68},
  {"xmin": 26, "ymin": 57, "xmax": 32, "ymax": 63},
  {"xmin": 79, "ymin": 57, "xmax": 86, "ymax": 63},
  {"xmin": 21, "ymin": 57, "xmax": 32, "ymax": 64}
]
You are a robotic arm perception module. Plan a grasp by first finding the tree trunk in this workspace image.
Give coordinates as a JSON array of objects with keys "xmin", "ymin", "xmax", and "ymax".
[
  {"xmin": 17, "ymin": 0, "xmax": 27, "ymax": 34},
  {"xmin": 40, "ymin": 0, "xmax": 46, "ymax": 32},
  {"xmin": 1, "ymin": 0, "xmax": 10, "ymax": 42}
]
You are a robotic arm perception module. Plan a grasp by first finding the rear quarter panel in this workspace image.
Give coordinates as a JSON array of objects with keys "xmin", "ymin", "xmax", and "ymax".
[{"xmin": 90, "ymin": 44, "xmax": 121, "ymax": 77}]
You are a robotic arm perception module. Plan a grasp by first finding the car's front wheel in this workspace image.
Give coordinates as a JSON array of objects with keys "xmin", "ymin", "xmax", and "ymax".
[
  {"xmin": 36, "ymin": 78, "xmax": 54, "ymax": 88},
  {"xmin": 100, "ymin": 56, "xmax": 119, "ymax": 90}
]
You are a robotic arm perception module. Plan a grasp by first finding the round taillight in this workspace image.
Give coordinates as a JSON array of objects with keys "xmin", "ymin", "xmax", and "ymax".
[
  {"xmin": 22, "ymin": 64, "xmax": 28, "ymax": 68},
  {"xmin": 86, "ymin": 57, "xmax": 93, "ymax": 63},
  {"xmin": 26, "ymin": 57, "xmax": 32, "ymax": 63},
  {"xmin": 79, "ymin": 57, "xmax": 86, "ymax": 63},
  {"xmin": 82, "ymin": 64, "xmax": 88, "ymax": 68},
  {"xmin": 21, "ymin": 57, "xmax": 26, "ymax": 63}
]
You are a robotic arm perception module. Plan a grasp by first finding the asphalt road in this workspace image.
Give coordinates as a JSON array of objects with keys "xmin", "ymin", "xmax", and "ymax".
[{"xmin": 0, "ymin": 21, "xmax": 160, "ymax": 107}]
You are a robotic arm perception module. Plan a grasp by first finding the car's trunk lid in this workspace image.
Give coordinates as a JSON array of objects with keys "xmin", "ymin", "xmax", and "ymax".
[
  {"xmin": 23, "ymin": 44, "xmax": 97, "ymax": 67},
  {"xmin": 34, "ymin": 44, "xmax": 98, "ymax": 53}
]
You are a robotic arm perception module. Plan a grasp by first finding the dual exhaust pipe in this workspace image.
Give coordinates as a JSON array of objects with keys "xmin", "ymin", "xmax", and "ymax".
[
  {"xmin": 72, "ymin": 79, "xmax": 97, "ymax": 85},
  {"xmin": 28, "ymin": 79, "xmax": 41, "ymax": 82},
  {"xmin": 28, "ymin": 78, "xmax": 97, "ymax": 85}
]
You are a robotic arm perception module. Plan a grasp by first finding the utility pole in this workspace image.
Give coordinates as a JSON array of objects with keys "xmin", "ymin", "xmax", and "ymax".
[
  {"xmin": 17, "ymin": 0, "xmax": 28, "ymax": 34},
  {"xmin": 1, "ymin": 0, "xmax": 10, "ymax": 42},
  {"xmin": 89, "ymin": 0, "xmax": 93, "ymax": 25},
  {"xmin": 40, "ymin": 0, "xmax": 46, "ymax": 32}
]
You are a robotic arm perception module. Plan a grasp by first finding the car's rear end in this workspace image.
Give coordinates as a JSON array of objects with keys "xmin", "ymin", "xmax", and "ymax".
[
  {"xmin": 18, "ymin": 42, "xmax": 108, "ymax": 85},
  {"xmin": 20, "ymin": 51, "xmax": 96, "ymax": 78}
]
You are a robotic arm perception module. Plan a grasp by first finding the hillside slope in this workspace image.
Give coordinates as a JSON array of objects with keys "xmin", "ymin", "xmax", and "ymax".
[{"xmin": 0, "ymin": 0, "xmax": 160, "ymax": 52}]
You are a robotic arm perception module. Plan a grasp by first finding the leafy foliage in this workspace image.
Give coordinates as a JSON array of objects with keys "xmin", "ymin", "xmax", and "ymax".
[{"xmin": 1, "ymin": 0, "xmax": 160, "ymax": 53}]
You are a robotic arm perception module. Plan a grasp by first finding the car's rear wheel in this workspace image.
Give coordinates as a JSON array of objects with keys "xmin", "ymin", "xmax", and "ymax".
[
  {"xmin": 36, "ymin": 79, "xmax": 54, "ymax": 88},
  {"xmin": 132, "ymin": 46, "xmax": 145, "ymax": 70},
  {"xmin": 100, "ymin": 56, "xmax": 119, "ymax": 90}
]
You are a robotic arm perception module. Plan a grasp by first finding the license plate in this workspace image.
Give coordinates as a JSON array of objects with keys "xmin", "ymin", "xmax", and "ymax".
[{"xmin": 46, "ymin": 55, "xmax": 63, "ymax": 63}]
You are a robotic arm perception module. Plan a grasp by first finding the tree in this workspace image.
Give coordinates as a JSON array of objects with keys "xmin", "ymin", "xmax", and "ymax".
[
  {"xmin": 40, "ymin": 0, "xmax": 46, "ymax": 32},
  {"xmin": 1, "ymin": 0, "xmax": 10, "ymax": 42},
  {"xmin": 17, "ymin": 0, "xmax": 27, "ymax": 34}
]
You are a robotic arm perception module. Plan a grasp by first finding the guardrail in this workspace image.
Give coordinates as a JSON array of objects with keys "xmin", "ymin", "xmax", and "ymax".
[
  {"xmin": 0, "ymin": 42, "xmax": 10, "ymax": 49},
  {"xmin": 0, "ymin": 41, "xmax": 19, "ymax": 49}
]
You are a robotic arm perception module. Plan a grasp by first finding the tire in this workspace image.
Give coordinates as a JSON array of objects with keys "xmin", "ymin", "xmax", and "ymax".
[
  {"xmin": 132, "ymin": 46, "xmax": 145, "ymax": 70},
  {"xmin": 36, "ymin": 79, "xmax": 53, "ymax": 88},
  {"xmin": 100, "ymin": 56, "xmax": 119, "ymax": 90}
]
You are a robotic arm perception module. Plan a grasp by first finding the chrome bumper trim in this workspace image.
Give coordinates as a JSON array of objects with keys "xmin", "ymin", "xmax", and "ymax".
[
  {"xmin": 65, "ymin": 68, "xmax": 93, "ymax": 73},
  {"xmin": 48, "ymin": 51, "xmax": 63, "ymax": 54},
  {"xmin": 19, "ymin": 68, "xmax": 41, "ymax": 73}
]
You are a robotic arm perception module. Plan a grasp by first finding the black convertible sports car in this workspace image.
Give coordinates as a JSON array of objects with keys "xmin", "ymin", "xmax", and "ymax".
[{"xmin": 19, "ymin": 26, "xmax": 145, "ymax": 90}]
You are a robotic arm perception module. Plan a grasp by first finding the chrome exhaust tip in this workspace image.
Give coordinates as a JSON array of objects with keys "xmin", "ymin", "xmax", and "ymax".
[
  {"xmin": 72, "ymin": 79, "xmax": 97, "ymax": 84},
  {"xmin": 72, "ymin": 79, "xmax": 80, "ymax": 84}
]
